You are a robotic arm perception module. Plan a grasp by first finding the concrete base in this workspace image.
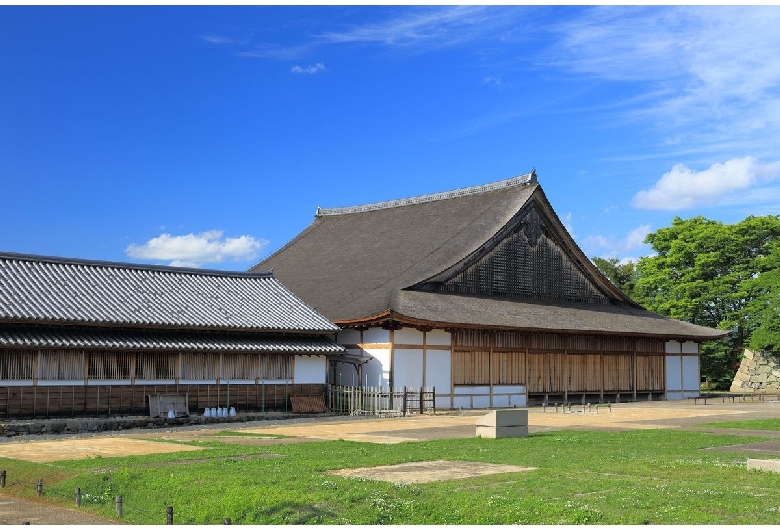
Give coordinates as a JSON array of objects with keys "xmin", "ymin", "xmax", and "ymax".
[
  {"xmin": 748, "ymin": 459, "xmax": 780, "ymax": 472},
  {"xmin": 476, "ymin": 409, "xmax": 528, "ymax": 439}
]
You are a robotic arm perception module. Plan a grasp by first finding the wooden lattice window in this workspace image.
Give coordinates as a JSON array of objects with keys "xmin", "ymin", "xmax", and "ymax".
[
  {"xmin": 221, "ymin": 354, "xmax": 257, "ymax": 379},
  {"xmin": 88, "ymin": 352, "xmax": 132, "ymax": 379},
  {"xmin": 181, "ymin": 353, "xmax": 219, "ymax": 379},
  {"xmin": 258, "ymin": 355, "xmax": 291, "ymax": 380},
  {"xmin": 38, "ymin": 350, "xmax": 85, "ymax": 380},
  {"xmin": 135, "ymin": 353, "xmax": 177, "ymax": 380},
  {"xmin": 0, "ymin": 350, "xmax": 35, "ymax": 380}
]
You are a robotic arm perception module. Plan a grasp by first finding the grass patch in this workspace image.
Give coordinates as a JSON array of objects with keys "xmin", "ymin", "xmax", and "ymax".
[
  {"xmin": 702, "ymin": 418, "xmax": 780, "ymax": 430},
  {"xmin": 1, "ymin": 429, "xmax": 779, "ymax": 524}
]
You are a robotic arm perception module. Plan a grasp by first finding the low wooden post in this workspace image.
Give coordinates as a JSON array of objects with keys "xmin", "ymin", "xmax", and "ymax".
[
  {"xmin": 75, "ymin": 487, "xmax": 81, "ymax": 507},
  {"xmin": 36, "ymin": 479, "xmax": 43, "ymax": 497},
  {"xmin": 116, "ymin": 495, "xmax": 123, "ymax": 517},
  {"xmin": 223, "ymin": 517, "xmax": 232, "ymax": 524},
  {"xmin": 0, "ymin": 470, "xmax": 5, "ymax": 487},
  {"xmin": 402, "ymin": 386, "xmax": 407, "ymax": 416},
  {"xmin": 419, "ymin": 387, "xmax": 424, "ymax": 415},
  {"xmin": 166, "ymin": 506, "xmax": 174, "ymax": 525}
]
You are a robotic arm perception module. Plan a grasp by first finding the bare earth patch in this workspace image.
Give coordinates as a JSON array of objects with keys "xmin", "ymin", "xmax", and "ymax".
[
  {"xmin": 0, "ymin": 438, "xmax": 203, "ymax": 463},
  {"xmin": 329, "ymin": 459, "xmax": 536, "ymax": 484}
]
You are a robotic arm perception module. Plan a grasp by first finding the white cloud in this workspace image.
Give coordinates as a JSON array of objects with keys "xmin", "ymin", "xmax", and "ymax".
[
  {"xmin": 582, "ymin": 224, "xmax": 652, "ymax": 259},
  {"xmin": 631, "ymin": 157, "xmax": 780, "ymax": 210},
  {"xmin": 291, "ymin": 62, "xmax": 325, "ymax": 74},
  {"xmin": 125, "ymin": 230, "xmax": 268, "ymax": 268}
]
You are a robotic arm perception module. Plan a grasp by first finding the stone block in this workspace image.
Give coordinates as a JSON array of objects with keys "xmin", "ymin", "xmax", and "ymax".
[
  {"xmin": 476, "ymin": 409, "xmax": 528, "ymax": 428},
  {"xmin": 748, "ymin": 459, "xmax": 780, "ymax": 473},
  {"xmin": 476, "ymin": 425, "xmax": 528, "ymax": 439}
]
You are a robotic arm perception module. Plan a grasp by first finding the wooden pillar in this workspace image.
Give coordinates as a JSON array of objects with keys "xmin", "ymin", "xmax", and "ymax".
[
  {"xmin": 599, "ymin": 337, "xmax": 604, "ymax": 403},
  {"xmin": 422, "ymin": 331, "xmax": 427, "ymax": 389},
  {"xmin": 488, "ymin": 332, "xmax": 494, "ymax": 407},
  {"xmin": 633, "ymin": 339, "xmax": 638, "ymax": 402}
]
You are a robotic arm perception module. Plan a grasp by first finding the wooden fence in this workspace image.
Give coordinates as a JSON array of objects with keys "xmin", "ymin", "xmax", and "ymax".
[{"xmin": 328, "ymin": 386, "xmax": 435, "ymax": 417}]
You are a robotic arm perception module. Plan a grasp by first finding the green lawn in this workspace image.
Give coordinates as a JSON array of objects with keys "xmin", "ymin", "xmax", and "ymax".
[
  {"xmin": 702, "ymin": 418, "xmax": 780, "ymax": 431},
  {"xmin": 2, "ymin": 429, "xmax": 780, "ymax": 524}
]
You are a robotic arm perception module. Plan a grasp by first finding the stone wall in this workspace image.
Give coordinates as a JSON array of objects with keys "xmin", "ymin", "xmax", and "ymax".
[{"xmin": 731, "ymin": 349, "xmax": 780, "ymax": 392}]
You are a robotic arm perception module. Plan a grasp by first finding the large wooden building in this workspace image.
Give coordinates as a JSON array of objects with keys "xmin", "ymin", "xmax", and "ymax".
[
  {"xmin": 0, "ymin": 252, "xmax": 344, "ymax": 418},
  {"xmin": 254, "ymin": 171, "xmax": 728, "ymax": 408}
]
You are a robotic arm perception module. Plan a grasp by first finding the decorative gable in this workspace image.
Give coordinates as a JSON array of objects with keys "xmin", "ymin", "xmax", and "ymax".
[{"xmin": 412, "ymin": 200, "xmax": 612, "ymax": 304}]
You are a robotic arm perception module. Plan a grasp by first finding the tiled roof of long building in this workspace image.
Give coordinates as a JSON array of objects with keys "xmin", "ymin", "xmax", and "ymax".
[
  {"xmin": 0, "ymin": 252, "xmax": 338, "ymax": 333},
  {"xmin": 0, "ymin": 325, "xmax": 345, "ymax": 354}
]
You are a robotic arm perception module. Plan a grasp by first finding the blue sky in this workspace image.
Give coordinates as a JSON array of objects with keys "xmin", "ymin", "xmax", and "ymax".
[{"xmin": 3, "ymin": 5, "xmax": 780, "ymax": 270}]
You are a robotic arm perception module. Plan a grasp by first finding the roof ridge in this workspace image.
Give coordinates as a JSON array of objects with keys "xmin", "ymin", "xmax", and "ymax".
[
  {"xmin": 0, "ymin": 251, "xmax": 274, "ymax": 279},
  {"xmin": 316, "ymin": 169, "xmax": 537, "ymax": 217}
]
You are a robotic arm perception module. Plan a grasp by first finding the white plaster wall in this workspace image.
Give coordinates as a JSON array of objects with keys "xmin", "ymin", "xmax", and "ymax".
[
  {"xmin": 666, "ymin": 355, "xmax": 682, "ymax": 392},
  {"xmin": 393, "ymin": 349, "xmax": 423, "ymax": 387},
  {"xmin": 364, "ymin": 348, "xmax": 390, "ymax": 387},
  {"xmin": 665, "ymin": 341, "xmax": 682, "ymax": 354},
  {"xmin": 294, "ymin": 356, "xmax": 326, "ymax": 384},
  {"xmin": 363, "ymin": 328, "xmax": 390, "ymax": 344},
  {"xmin": 331, "ymin": 360, "xmax": 361, "ymax": 386},
  {"xmin": 394, "ymin": 328, "xmax": 424, "ymax": 345},
  {"xmin": 682, "ymin": 341, "xmax": 699, "ymax": 354},
  {"xmin": 425, "ymin": 350, "xmax": 451, "ymax": 391},
  {"xmin": 337, "ymin": 329, "xmax": 361, "ymax": 344},
  {"xmin": 426, "ymin": 329, "xmax": 451, "ymax": 346},
  {"xmin": 682, "ymin": 355, "xmax": 700, "ymax": 392}
]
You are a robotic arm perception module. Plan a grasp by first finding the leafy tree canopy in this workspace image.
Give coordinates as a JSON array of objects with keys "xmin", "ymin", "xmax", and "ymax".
[{"xmin": 595, "ymin": 214, "xmax": 780, "ymax": 386}]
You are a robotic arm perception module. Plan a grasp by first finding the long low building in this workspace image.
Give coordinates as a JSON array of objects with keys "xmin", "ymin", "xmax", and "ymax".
[
  {"xmin": 0, "ymin": 252, "xmax": 345, "ymax": 418},
  {"xmin": 253, "ymin": 171, "xmax": 729, "ymax": 408}
]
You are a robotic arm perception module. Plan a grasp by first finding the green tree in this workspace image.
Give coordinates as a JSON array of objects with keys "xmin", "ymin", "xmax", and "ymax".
[
  {"xmin": 591, "ymin": 257, "xmax": 638, "ymax": 298},
  {"xmin": 631, "ymin": 215, "xmax": 780, "ymax": 386},
  {"xmin": 745, "ymin": 240, "xmax": 780, "ymax": 356}
]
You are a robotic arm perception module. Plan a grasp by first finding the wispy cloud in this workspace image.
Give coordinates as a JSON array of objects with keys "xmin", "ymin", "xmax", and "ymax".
[
  {"xmin": 546, "ymin": 7, "xmax": 780, "ymax": 157},
  {"xmin": 291, "ymin": 62, "xmax": 325, "ymax": 74},
  {"xmin": 202, "ymin": 34, "xmax": 248, "ymax": 46},
  {"xmin": 582, "ymin": 224, "xmax": 652, "ymax": 260},
  {"xmin": 125, "ymin": 230, "xmax": 268, "ymax": 268},
  {"xmin": 632, "ymin": 157, "xmax": 780, "ymax": 210}
]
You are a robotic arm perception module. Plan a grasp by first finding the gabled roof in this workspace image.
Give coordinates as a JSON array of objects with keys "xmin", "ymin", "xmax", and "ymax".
[
  {"xmin": 254, "ymin": 172, "xmax": 727, "ymax": 341},
  {"xmin": 0, "ymin": 252, "xmax": 337, "ymax": 333}
]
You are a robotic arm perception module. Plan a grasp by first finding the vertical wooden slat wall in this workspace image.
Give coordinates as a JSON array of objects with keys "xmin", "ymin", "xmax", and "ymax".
[
  {"xmin": 453, "ymin": 330, "xmax": 667, "ymax": 397},
  {"xmin": 0, "ymin": 349, "xmax": 314, "ymax": 418}
]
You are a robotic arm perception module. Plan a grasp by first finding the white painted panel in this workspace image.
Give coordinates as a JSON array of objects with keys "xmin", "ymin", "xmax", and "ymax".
[
  {"xmin": 665, "ymin": 355, "xmax": 682, "ymax": 391},
  {"xmin": 363, "ymin": 328, "xmax": 390, "ymax": 344},
  {"xmin": 87, "ymin": 380, "xmax": 129, "ymax": 386},
  {"xmin": 294, "ymin": 355, "xmax": 326, "ymax": 384},
  {"xmin": 426, "ymin": 350, "xmax": 451, "ymax": 391},
  {"xmin": 38, "ymin": 380, "xmax": 84, "ymax": 386},
  {"xmin": 256, "ymin": 379, "xmax": 290, "ymax": 385},
  {"xmin": 665, "ymin": 341, "xmax": 681, "ymax": 354},
  {"xmin": 453, "ymin": 395, "xmax": 473, "ymax": 408},
  {"xmin": 0, "ymin": 380, "xmax": 33, "ymax": 387},
  {"xmin": 682, "ymin": 341, "xmax": 699, "ymax": 354},
  {"xmin": 332, "ymin": 361, "xmax": 361, "ymax": 386},
  {"xmin": 666, "ymin": 391, "xmax": 683, "ymax": 401},
  {"xmin": 426, "ymin": 329, "xmax": 451, "ymax": 346},
  {"xmin": 135, "ymin": 379, "xmax": 176, "ymax": 385},
  {"xmin": 394, "ymin": 349, "xmax": 423, "ymax": 387},
  {"xmin": 454, "ymin": 385, "xmax": 491, "ymax": 395},
  {"xmin": 337, "ymin": 329, "xmax": 361, "ymax": 344},
  {"xmin": 435, "ymin": 396, "xmax": 452, "ymax": 409},
  {"xmin": 493, "ymin": 385, "xmax": 527, "ymax": 393},
  {"xmin": 472, "ymin": 395, "xmax": 491, "ymax": 408},
  {"xmin": 364, "ymin": 348, "xmax": 390, "ymax": 387},
  {"xmin": 180, "ymin": 379, "xmax": 217, "ymax": 385},
  {"xmin": 492, "ymin": 395, "xmax": 509, "ymax": 408},
  {"xmin": 682, "ymin": 355, "xmax": 700, "ymax": 391},
  {"xmin": 394, "ymin": 328, "xmax": 423, "ymax": 346},
  {"xmin": 217, "ymin": 379, "xmax": 254, "ymax": 385},
  {"xmin": 508, "ymin": 394, "xmax": 527, "ymax": 407}
]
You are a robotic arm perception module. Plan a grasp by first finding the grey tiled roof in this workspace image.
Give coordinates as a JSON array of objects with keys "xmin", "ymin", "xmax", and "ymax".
[
  {"xmin": 0, "ymin": 253, "xmax": 337, "ymax": 333},
  {"xmin": 0, "ymin": 326, "xmax": 346, "ymax": 354}
]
